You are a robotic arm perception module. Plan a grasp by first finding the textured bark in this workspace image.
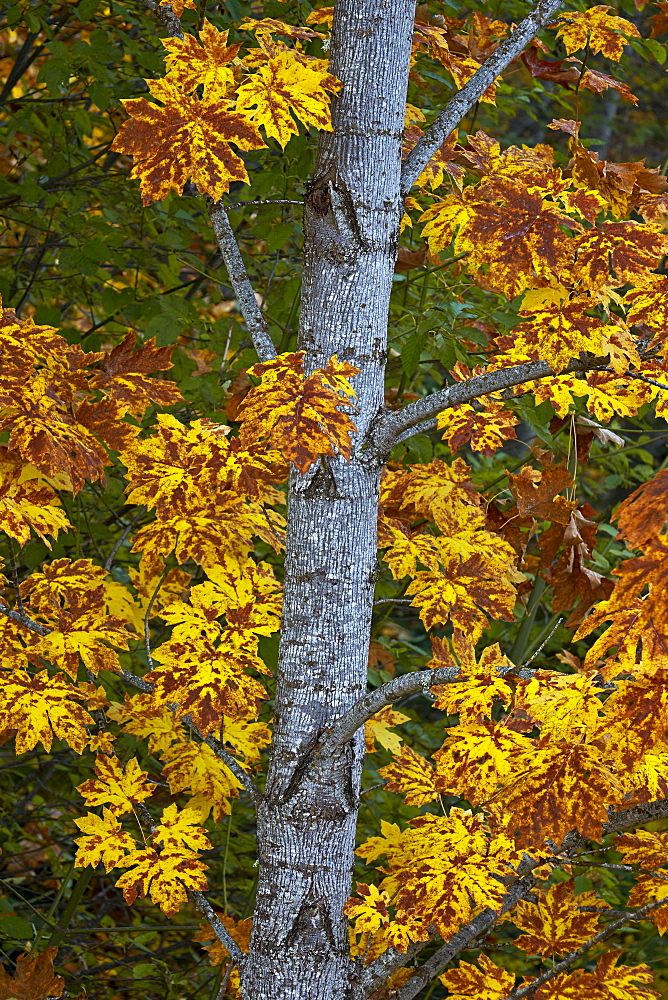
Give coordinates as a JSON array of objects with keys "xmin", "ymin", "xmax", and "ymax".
[{"xmin": 241, "ymin": 3, "xmax": 415, "ymax": 998}]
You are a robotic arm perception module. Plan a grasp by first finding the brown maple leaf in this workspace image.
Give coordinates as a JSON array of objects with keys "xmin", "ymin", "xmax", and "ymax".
[
  {"xmin": 0, "ymin": 947, "xmax": 64, "ymax": 1000},
  {"xmin": 617, "ymin": 468, "xmax": 668, "ymax": 548},
  {"xmin": 510, "ymin": 463, "xmax": 576, "ymax": 524}
]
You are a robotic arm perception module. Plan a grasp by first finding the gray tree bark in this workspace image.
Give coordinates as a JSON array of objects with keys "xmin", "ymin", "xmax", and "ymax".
[{"xmin": 241, "ymin": 3, "xmax": 415, "ymax": 998}]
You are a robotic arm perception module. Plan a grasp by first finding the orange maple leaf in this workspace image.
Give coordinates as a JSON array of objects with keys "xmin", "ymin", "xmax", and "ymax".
[
  {"xmin": 488, "ymin": 740, "xmax": 624, "ymax": 846},
  {"xmin": 111, "ymin": 78, "xmax": 266, "ymax": 204},
  {"xmin": 239, "ymin": 351, "xmax": 359, "ymax": 474}
]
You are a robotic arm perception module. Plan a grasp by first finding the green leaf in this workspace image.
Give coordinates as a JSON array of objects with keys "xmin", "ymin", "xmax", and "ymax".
[
  {"xmin": 439, "ymin": 335, "xmax": 457, "ymax": 371},
  {"xmin": 37, "ymin": 58, "xmax": 71, "ymax": 96},
  {"xmin": 401, "ymin": 332, "xmax": 424, "ymax": 377}
]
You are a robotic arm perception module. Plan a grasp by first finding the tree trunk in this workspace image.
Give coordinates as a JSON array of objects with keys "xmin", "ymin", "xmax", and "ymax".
[{"xmin": 241, "ymin": 3, "xmax": 415, "ymax": 998}]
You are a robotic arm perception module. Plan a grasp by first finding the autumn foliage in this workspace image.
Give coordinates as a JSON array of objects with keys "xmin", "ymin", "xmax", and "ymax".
[{"xmin": 3, "ymin": 0, "xmax": 668, "ymax": 999}]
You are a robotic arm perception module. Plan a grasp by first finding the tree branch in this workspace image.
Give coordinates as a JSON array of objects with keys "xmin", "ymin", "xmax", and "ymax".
[
  {"xmin": 206, "ymin": 196, "xmax": 278, "ymax": 363},
  {"xmin": 319, "ymin": 662, "xmax": 533, "ymax": 755},
  {"xmin": 603, "ymin": 797, "xmax": 668, "ymax": 835},
  {"xmin": 191, "ymin": 889, "xmax": 245, "ymax": 966},
  {"xmin": 0, "ymin": 602, "xmax": 260, "ymax": 802},
  {"xmin": 360, "ymin": 355, "xmax": 608, "ymax": 466},
  {"xmin": 144, "ymin": 0, "xmax": 184, "ymax": 39},
  {"xmin": 400, "ymin": 0, "xmax": 564, "ymax": 197},
  {"xmin": 502, "ymin": 897, "xmax": 667, "ymax": 1000}
]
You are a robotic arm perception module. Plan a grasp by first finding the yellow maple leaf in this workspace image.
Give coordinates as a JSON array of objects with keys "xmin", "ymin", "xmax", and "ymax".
[
  {"xmin": 511, "ymin": 880, "xmax": 606, "ymax": 956},
  {"xmin": 531, "ymin": 951, "xmax": 658, "ymax": 999},
  {"xmin": 111, "ymin": 78, "xmax": 266, "ymax": 204},
  {"xmin": 76, "ymin": 755, "xmax": 153, "ymax": 816},
  {"xmin": 159, "ymin": 0, "xmax": 195, "ymax": 15},
  {"xmin": 223, "ymin": 718, "xmax": 272, "ymax": 764},
  {"xmin": 0, "ymin": 456, "xmax": 70, "ymax": 547},
  {"xmin": 430, "ymin": 636, "xmax": 514, "ymax": 723},
  {"xmin": 131, "ymin": 496, "xmax": 285, "ymax": 576},
  {"xmin": 0, "ymin": 668, "xmax": 93, "ymax": 753},
  {"xmin": 116, "ymin": 847, "xmax": 208, "ymax": 916},
  {"xmin": 235, "ymin": 49, "xmax": 342, "ymax": 146},
  {"xmin": 153, "ymin": 803, "xmax": 212, "ymax": 852},
  {"xmin": 360, "ymin": 810, "xmax": 521, "ymax": 941},
  {"xmin": 365, "ymin": 706, "xmax": 410, "ymax": 753},
  {"xmin": 381, "ymin": 458, "xmax": 482, "ymax": 534},
  {"xmin": 439, "ymin": 954, "xmax": 515, "ymax": 999},
  {"xmin": 406, "ymin": 555, "xmax": 518, "ymax": 640},
  {"xmin": 512, "ymin": 295, "xmax": 605, "ymax": 373},
  {"xmin": 34, "ymin": 594, "xmax": 131, "ymax": 678},
  {"xmin": 239, "ymin": 351, "xmax": 359, "ymax": 474},
  {"xmin": 555, "ymin": 6, "xmax": 641, "ymax": 61},
  {"xmin": 438, "ymin": 400, "xmax": 519, "ymax": 455},
  {"xmin": 73, "ymin": 808, "xmax": 136, "ymax": 872},
  {"xmin": 112, "ymin": 692, "xmax": 183, "ymax": 756},
  {"xmin": 161, "ymin": 739, "xmax": 244, "ymax": 821},
  {"xmin": 148, "ymin": 634, "xmax": 269, "ymax": 735},
  {"xmin": 379, "ymin": 746, "xmax": 439, "ymax": 806},
  {"xmin": 344, "ymin": 883, "xmax": 390, "ymax": 935},
  {"xmin": 162, "ymin": 20, "xmax": 240, "ymax": 97},
  {"xmin": 515, "ymin": 670, "xmax": 605, "ymax": 740},
  {"xmin": 433, "ymin": 722, "xmax": 529, "ymax": 803}
]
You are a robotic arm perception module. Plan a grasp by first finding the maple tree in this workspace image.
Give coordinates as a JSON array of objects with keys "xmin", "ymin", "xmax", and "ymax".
[{"xmin": 2, "ymin": 1, "xmax": 668, "ymax": 999}]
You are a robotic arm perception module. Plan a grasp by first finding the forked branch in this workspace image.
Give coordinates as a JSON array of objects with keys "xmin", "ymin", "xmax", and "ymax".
[
  {"xmin": 361, "ymin": 355, "xmax": 609, "ymax": 466},
  {"xmin": 319, "ymin": 660, "xmax": 532, "ymax": 756},
  {"xmin": 400, "ymin": 0, "xmax": 564, "ymax": 196}
]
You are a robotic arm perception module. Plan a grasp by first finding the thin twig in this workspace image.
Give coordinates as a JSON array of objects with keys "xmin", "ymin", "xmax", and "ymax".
[
  {"xmin": 229, "ymin": 199, "xmax": 303, "ymax": 208},
  {"xmin": 144, "ymin": 557, "xmax": 173, "ymax": 669},
  {"xmin": 104, "ymin": 507, "xmax": 146, "ymax": 571},
  {"xmin": 206, "ymin": 196, "xmax": 278, "ymax": 362},
  {"xmin": 521, "ymin": 617, "xmax": 563, "ymax": 667}
]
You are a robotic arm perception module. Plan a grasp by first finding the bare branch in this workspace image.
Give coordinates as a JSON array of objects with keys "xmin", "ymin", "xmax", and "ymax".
[
  {"xmin": 319, "ymin": 661, "xmax": 533, "ymax": 754},
  {"xmin": 400, "ymin": 0, "xmax": 564, "ymax": 197},
  {"xmin": 360, "ymin": 355, "xmax": 608, "ymax": 466},
  {"xmin": 104, "ymin": 507, "xmax": 146, "ymax": 571},
  {"xmin": 190, "ymin": 889, "xmax": 245, "ymax": 965},
  {"xmin": 603, "ymin": 797, "xmax": 668, "ymax": 835},
  {"xmin": 503, "ymin": 897, "xmax": 667, "ymax": 1000},
  {"xmin": 206, "ymin": 196, "xmax": 278, "ymax": 363},
  {"xmin": 0, "ymin": 602, "xmax": 50, "ymax": 636},
  {"xmin": 143, "ymin": 0, "xmax": 184, "ymax": 38}
]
